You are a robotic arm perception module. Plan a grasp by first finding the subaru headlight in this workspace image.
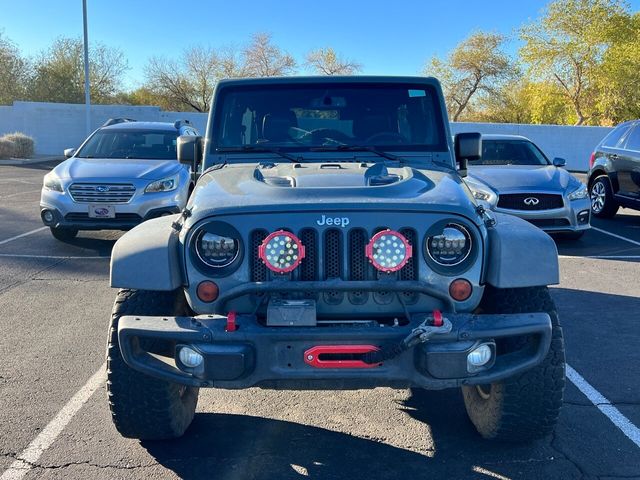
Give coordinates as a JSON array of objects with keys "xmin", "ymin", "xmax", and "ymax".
[
  {"xmin": 43, "ymin": 173, "xmax": 63, "ymax": 192},
  {"xmin": 568, "ymin": 183, "xmax": 588, "ymax": 200},
  {"xmin": 145, "ymin": 175, "xmax": 178, "ymax": 193},
  {"xmin": 426, "ymin": 223, "xmax": 472, "ymax": 266},
  {"xmin": 195, "ymin": 231, "xmax": 240, "ymax": 268}
]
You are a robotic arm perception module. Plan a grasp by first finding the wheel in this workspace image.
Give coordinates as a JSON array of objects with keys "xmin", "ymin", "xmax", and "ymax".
[
  {"xmin": 50, "ymin": 227, "xmax": 78, "ymax": 241},
  {"xmin": 106, "ymin": 289, "xmax": 199, "ymax": 440},
  {"xmin": 590, "ymin": 175, "xmax": 619, "ymax": 218},
  {"xmin": 462, "ymin": 286, "xmax": 565, "ymax": 442}
]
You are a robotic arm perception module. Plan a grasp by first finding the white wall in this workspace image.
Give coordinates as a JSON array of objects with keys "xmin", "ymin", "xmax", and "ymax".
[
  {"xmin": 0, "ymin": 101, "xmax": 208, "ymax": 156},
  {"xmin": 0, "ymin": 101, "xmax": 612, "ymax": 171},
  {"xmin": 451, "ymin": 122, "xmax": 612, "ymax": 172}
]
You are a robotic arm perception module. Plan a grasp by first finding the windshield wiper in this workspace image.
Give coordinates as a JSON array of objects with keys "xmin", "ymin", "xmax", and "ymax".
[
  {"xmin": 310, "ymin": 145, "xmax": 400, "ymax": 163},
  {"xmin": 216, "ymin": 145, "xmax": 301, "ymax": 163}
]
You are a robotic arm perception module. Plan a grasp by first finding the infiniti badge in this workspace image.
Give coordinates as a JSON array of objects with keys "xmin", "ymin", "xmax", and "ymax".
[{"xmin": 524, "ymin": 197, "xmax": 540, "ymax": 206}]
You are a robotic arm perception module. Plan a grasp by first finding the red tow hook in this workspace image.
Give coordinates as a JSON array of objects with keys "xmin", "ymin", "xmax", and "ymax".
[
  {"xmin": 226, "ymin": 311, "xmax": 238, "ymax": 332},
  {"xmin": 304, "ymin": 345, "xmax": 381, "ymax": 369},
  {"xmin": 432, "ymin": 309, "xmax": 443, "ymax": 327}
]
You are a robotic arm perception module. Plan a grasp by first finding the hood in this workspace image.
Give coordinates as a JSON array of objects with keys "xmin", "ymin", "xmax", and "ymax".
[
  {"xmin": 187, "ymin": 162, "xmax": 480, "ymax": 222},
  {"xmin": 468, "ymin": 165, "xmax": 580, "ymax": 193},
  {"xmin": 53, "ymin": 157, "xmax": 184, "ymax": 181}
]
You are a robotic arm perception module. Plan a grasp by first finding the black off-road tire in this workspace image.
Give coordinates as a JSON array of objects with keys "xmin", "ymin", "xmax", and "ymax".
[
  {"xmin": 106, "ymin": 289, "xmax": 199, "ymax": 440},
  {"xmin": 50, "ymin": 226, "xmax": 78, "ymax": 241},
  {"xmin": 462, "ymin": 286, "xmax": 565, "ymax": 442},
  {"xmin": 590, "ymin": 175, "xmax": 619, "ymax": 218}
]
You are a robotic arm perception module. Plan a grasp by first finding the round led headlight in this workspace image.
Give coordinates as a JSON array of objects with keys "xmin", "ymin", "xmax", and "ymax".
[
  {"xmin": 427, "ymin": 224, "xmax": 472, "ymax": 266},
  {"xmin": 258, "ymin": 230, "xmax": 306, "ymax": 273},
  {"xmin": 195, "ymin": 231, "xmax": 240, "ymax": 268},
  {"xmin": 365, "ymin": 229, "xmax": 413, "ymax": 273}
]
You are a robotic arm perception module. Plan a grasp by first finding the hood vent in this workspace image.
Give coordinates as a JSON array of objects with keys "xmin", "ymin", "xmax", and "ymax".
[
  {"xmin": 364, "ymin": 163, "xmax": 402, "ymax": 186},
  {"xmin": 262, "ymin": 176, "xmax": 295, "ymax": 187}
]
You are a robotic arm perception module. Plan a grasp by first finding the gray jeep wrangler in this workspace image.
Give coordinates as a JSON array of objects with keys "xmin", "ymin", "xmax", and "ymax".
[{"xmin": 107, "ymin": 76, "xmax": 565, "ymax": 442}]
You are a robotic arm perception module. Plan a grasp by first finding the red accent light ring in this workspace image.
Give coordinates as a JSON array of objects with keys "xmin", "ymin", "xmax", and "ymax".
[
  {"xmin": 365, "ymin": 229, "xmax": 413, "ymax": 273},
  {"xmin": 258, "ymin": 230, "xmax": 306, "ymax": 274}
]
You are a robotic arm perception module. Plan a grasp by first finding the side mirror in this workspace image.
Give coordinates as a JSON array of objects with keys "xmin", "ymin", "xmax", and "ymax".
[
  {"xmin": 177, "ymin": 135, "xmax": 203, "ymax": 170},
  {"xmin": 552, "ymin": 157, "xmax": 566, "ymax": 167},
  {"xmin": 64, "ymin": 148, "xmax": 76, "ymax": 158},
  {"xmin": 454, "ymin": 132, "xmax": 482, "ymax": 178}
]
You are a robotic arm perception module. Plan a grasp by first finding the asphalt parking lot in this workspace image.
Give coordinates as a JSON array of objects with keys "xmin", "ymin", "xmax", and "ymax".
[{"xmin": 0, "ymin": 161, "xmax": 639, "ymax": 480}]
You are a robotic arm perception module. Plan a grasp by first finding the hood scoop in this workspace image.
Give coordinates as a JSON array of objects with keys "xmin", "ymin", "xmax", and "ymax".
[{"xmin": 365, "ymin": 163, "xmax": 402, "ymax": 186}]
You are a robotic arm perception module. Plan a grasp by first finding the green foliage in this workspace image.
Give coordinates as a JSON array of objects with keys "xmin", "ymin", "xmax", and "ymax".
[
  {"xmin": 0, "ymin": 32, "xmax": 30, "ymax": 105},
  {"xmin": 0, "ymin": 132, "xmax": 35, "ymax": 158},
  {"xmin": 29, "ymin": 37, "xmax": 128, "ymax": 104},
  {"xmin": 426, "ymin": 32, "xmax": 517, "ymax": 121},
  {"xmin": 305, "ymin": 47, "xmax": 362, "ymax": 75}
]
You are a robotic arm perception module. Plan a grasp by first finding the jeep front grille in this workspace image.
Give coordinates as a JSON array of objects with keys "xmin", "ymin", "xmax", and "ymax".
[
  {"xmin": 249, "ymin": 226, "xmax": 419, "ymax": 304},
  {"xmin": 497, "ymin": 193, "xmax": 563, "ymax": 211},
  {"xmin": 68, "ymin": 183, "xmax": 135, "ymax": 203}
]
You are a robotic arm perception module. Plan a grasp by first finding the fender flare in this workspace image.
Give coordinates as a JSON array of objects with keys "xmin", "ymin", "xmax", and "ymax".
[
  {"xmin": 484, "ymin": 213, "xmax": 559, "ymax": 289},
  {"xmin": 110, "ymin": 215, "xmax": 184, "ymax": 291}
]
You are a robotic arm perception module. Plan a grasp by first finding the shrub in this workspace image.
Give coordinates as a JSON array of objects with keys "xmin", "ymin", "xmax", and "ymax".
[
  {"xmin": 0, "ymin": 138, "xmax": 13, "ymax": 159},
  {"xmin": 1, "ymin": 132, "xmax": 35, "ymax": 158}
]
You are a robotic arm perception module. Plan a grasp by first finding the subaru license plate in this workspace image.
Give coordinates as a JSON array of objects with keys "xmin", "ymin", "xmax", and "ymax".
[{"xmin": 88, "ymin": 204, "xmax": 115, "ymax": 219}]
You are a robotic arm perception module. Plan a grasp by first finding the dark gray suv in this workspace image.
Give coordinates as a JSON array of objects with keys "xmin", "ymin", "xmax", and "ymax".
[{"xmin": 588, "ymin": 120, "xmax": 640, "ymax": 217}]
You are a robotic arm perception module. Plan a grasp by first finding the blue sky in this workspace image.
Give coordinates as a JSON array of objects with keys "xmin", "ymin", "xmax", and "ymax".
[{"xmin": 2, "ymin": 0, "xmax": 640, "ymax": 89}]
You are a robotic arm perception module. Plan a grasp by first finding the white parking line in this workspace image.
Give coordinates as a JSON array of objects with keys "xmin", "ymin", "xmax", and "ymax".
[
  {"xmin": 592, "ymin": 226, "xmax": 640, "ymax": 247},
  {"xmin": 0, "ymin": 227, "xmax": 47, "ymax": 246},
  {"xmin": 567, "ymin": 365, "xmax": 640, "ymax": 449},
  {"xmin": 0, "ymin": 365, "xmax": 105, "ymax": 480}
]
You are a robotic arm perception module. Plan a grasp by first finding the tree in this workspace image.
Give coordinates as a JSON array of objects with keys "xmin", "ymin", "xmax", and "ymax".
[
  {"xmin": 29, "ymin": 37, "xmax": 128, "ymax": 104},
  {"xmin": 426, "ymin": 32, "xmax": 516, "ymax": 121},
  {"xmin": 520, "ymin": 0, "xmax": 629, "ymax": 125},
  {"xmin": 143, "ymin": 46, "xmax": 245, "ymax": 112},
  {"xmin": 0, "ymin": 32, "xmax": 30, "ymax": 105},
  {"xmin": 305, "ymin": 47, "xmax": 362, "ymax": 75},
  {"xmin": 242, "ymin": 32, "xmax": 296, "ymax": 77}
]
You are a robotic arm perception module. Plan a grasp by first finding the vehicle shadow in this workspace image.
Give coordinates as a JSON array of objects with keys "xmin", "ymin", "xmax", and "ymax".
[{"xmin": 141, "ymin": 388, "xmax": 569, "ymax": 480}]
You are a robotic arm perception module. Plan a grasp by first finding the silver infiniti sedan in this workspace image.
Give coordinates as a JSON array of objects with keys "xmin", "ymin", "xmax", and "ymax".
[
  {"xmin": 464, "ymin": 134, "xmax": 591, "ymax": 239},
  {"xmin": 40, "ymin": 119, "xmax": 197, "ymax": 241}
]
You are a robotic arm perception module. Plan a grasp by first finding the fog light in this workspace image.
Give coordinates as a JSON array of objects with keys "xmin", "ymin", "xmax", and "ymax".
[
  {"xmin": 42, "ymin": 210, "xmax": 54, "ymax": 224},
  {"xmin": 467, "ymin": 343, "xmax": 493, "ymax": 372},
  {"xmin": 179, "ymin": 346, "xmax": 204, "ymax": 368},
  {"xmin": 577, "ymin": 210, "xmax": 590, "ymax": 224}
]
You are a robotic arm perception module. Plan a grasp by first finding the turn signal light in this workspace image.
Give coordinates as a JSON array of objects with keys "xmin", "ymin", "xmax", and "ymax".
[
  {"xmin": 449, "ymin": 278, "xmax": 472, "ymax": 301},
  {"xmin": 197, "ymin": 281, "xmax": 219, "ymax": 302}
]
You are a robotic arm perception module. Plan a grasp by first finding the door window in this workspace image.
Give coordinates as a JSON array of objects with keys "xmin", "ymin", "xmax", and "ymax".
[{"xmin": 623, "ymin": 125, "xmax": 640, "ymax": 152}]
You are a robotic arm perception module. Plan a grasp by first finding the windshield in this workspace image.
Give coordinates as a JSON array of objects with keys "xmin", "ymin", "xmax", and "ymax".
[
  {"xmin": 471, "ymin": 139, "xmax": 550, "ymax": 166},
  {"xmin": 211, "ymin": 83, "xmax": 446, "ymax": 153},
  {"xmin": 76, "ymin": 129, "xmax": 178, "ymax": 160}
]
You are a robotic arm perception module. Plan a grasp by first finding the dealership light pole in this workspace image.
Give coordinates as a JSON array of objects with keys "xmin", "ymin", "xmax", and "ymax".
[{"xmin": 82, "ymin": 0, "xmax": 91, "ymax": 136}]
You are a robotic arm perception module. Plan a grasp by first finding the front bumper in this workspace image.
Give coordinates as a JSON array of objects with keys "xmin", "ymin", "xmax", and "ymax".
[
  {"xmin": 493, "ymin": 197, "xmax": 591, "ymax": 233},
  {"xmin": 40, "ymin": 183, "xmax": 188, "ymax": 231},
  {"xmin": 117, "ymin": 311, "xmax": 552, "ymax": 390}
]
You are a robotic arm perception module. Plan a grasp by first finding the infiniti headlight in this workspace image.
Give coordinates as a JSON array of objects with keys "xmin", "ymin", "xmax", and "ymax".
[
  {"xmin": 568, "ymin": 183, "xmax": 588, "ymax": 200},
  {"xmin": 195, "ymin": 231, "xmax": 240, "ymax": 268},
  {"xmin": 145, "ymin": 175, "xmax": 178, "ymax": 193},
  {"xmin": 43, "ymin": 172, "xmax": 63, "ymax": 192},
  {"xmin": 426, "ymin": 224, "xmax": 472, "ymax": 266}
]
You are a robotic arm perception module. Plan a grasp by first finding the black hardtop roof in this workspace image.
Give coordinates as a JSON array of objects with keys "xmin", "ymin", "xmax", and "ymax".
[{"xmin": 216, "ymin": 75, "xmax": 442, "ymax": 89}]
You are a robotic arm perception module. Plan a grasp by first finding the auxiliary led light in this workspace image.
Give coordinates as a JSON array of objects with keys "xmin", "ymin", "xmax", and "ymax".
[
  {"xmin": 178, "ymin": 346, "xmax": 204, "ymax": 369},
  {"xmin": 258, "ymin": 230, "xmax": 306, "ymax": 273},
  {"xmin": 365, "ymin": 229, "xmax": 412, "ymax": 273}
]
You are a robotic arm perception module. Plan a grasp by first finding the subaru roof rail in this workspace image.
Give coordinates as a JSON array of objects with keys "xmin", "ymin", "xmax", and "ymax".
[
  {"xmin": 103, "ymin": 118, "xmax": 137, "ymax": 127},
  {"xmin": 174, "ymin": 119, "xmax": 192, "ymax": 129}
]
